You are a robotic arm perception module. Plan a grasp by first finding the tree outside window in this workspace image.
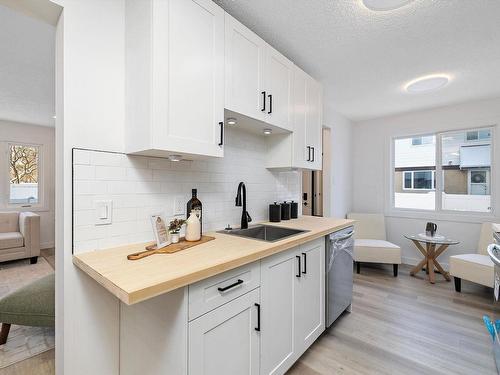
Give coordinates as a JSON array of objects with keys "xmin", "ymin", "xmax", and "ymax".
[{"xmin": 9, "ymin": 144, "xmax": 40, "ymax": 204}]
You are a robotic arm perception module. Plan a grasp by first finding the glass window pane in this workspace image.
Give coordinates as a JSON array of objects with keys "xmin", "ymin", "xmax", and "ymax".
[
  {"xmin": 404, "ymin": 172, "xmax": 412, "ymax": 189},
  {"xmin": 9, "ymin": 144, "xmax": 39, "ymax": 205},
  {"xmin": 411, "ymin": 137, "xmax": 422, "ymax": 146},
  {"xmin": 441, "ymin": 129, "xmax": 491, "ymax": 212},
  {"xmin": 394, "ymin": 136, "xmax": 436, "ymax": 210},
  {"xmin": 414, "ymin": 171, "xmax": 433, "ymax": 189}
]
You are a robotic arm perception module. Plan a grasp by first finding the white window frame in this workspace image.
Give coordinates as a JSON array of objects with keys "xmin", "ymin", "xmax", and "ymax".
[
  {"xmin": 388, "ymin": 125, "xmax": 496, "ymax": 220},
  {"xmin": 1, "ymin": 141, "xmax": 46, "ymax": 211},
  {"xmin": 402, "ymin": 170, "xmax": 435, "ymax": 191}
]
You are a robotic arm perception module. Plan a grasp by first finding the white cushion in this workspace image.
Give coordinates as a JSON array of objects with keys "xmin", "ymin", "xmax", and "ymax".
[
  {"xmin": 347, "ymin": 213, "xmax": 386, "ymax": 240},
  {"xmin": 354, "ymin": 239, "xmax": 402, "ymax": 264},
  {"xmin": 0, "ymin": 232, "xmax": 24, "ymax": 250},
  {"xmin": 0, "ymin": 212, "xmax": 19, "ymax": 233},
  {"xmin": 449, "ymin": 254, "xmax": 494, "ymax": 287}
]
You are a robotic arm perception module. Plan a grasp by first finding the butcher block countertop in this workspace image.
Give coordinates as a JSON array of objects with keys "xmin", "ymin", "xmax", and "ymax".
[{"xmin": 73, "ymin": 216, "xmax": 354, "ymax": 305}]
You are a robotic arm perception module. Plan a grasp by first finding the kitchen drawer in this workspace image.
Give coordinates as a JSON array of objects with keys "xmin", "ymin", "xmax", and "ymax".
[{"xmin": 189, "ymin": 262, "xmax": 261, "ymax": 321}]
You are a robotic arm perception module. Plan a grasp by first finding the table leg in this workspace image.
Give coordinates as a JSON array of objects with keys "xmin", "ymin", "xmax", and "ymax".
[
  {"xmin": 410, "ymin": 258, "xmax": 427, "ymax": 276},
  {"xmin": 428, "ymin": 243, "xmax": 436, "ymax": 284},
  {"xmin": 425, "ymin": 242, "xmax": 430, "ymax": 274},
  {"xmin": 433, "ymin": 260, "xmax": 451, "ymax": 281}
]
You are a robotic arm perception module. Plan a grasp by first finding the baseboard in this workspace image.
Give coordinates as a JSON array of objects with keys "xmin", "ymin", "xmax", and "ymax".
[
  {"xmin": 402, "ymin": 256, "xmax": 449, "ymax": 271},
  {"xmin": 41, "ymin": 242, "xmax": 54, "ymax": 250}
]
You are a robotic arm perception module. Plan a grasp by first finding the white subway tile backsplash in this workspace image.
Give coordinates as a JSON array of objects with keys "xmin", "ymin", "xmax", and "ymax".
[{"xmin": 73, "ymin": 128, "xmax": 301, "ymax": 252}]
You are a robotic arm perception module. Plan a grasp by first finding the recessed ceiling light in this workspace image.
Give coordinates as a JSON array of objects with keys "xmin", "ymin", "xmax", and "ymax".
[
  {"xmin": 362, "ymin": 0, "xmax": 414, "ymax": 11},
  {"xmin": 168, "ymin": 155, "xmax": 182, "ymax": 162},
  {"xmin": 52, "ymin": 115, "xmax": 57, "ymax": 119},
  {"xmin": 405, "ymin": 75, "xmax": 450, "ymax": 93},
  {"xmin": 226, "ymin": 117, "xmax": 237, "ymax": 126},
  {"xmin": 263, "ymin": 128, "xmax": 272, "ymax": 135}
]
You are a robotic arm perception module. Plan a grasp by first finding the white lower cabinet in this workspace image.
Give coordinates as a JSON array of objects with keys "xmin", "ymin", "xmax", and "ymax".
[
  {"xmin": 188, "ymin": 288, "xmax": 261, "ymax": 375},
  {"xmin": 261, "ymin": 238, "xmax": 325, "ymax": 375}
]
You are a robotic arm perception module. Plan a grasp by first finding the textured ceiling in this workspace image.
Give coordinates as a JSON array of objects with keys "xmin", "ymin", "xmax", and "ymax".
[
  {"xmin": 215, "ymin": 0, "xmax": 500, "ymax": 121},
  {"xmin": 0, "ymin": 4, "xmax": 55, "ymax": 127}
]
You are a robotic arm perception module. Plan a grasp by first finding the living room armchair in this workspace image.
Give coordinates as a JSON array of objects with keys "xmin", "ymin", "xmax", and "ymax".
[{"xmin": 0, "ymin": 212, "xmax": 40, "ymax": 264}]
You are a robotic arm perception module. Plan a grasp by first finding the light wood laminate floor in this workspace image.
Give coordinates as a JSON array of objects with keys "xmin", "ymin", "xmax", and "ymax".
[{"xmin": 288, "ymin": 264, "xmax": 499, "ymax": 375}]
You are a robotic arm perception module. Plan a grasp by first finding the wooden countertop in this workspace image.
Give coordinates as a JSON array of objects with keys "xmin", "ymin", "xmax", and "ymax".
[{"xmin": 73, "ymin": 216, "xmax": 354, "ymax": 305}]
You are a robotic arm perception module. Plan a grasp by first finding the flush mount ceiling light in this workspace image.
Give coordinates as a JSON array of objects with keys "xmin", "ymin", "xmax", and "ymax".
[
  {"xmin": 362, "ymin": 0, "xmax": 415, "ymax": 11},
  {"xmin": 263, "ymin": 128, "xmax": 272, "ymax": 135},
  {"xmin": 168, "ymin": 154, "xmax": 182, "ymax": 162},
  {"xmin": 226, "ymin": 117, "xmax": 237, "ymax": 126},
  {"xmin": 405, "ymin": 74, "xmax": 451, "ymax": 93}
]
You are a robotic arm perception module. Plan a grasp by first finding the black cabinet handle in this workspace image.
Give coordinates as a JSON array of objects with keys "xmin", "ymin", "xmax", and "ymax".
[
  {"xmin": 311, "ymin": 147, "xmax": 315, "ymax": 162},
  {"xmin": 307, "ymin": 146, "xmax": 311, "ymax": 162},
  {"xmin": 261, "ymin": 91, "xmax": 266, "ymax": 112},
  {"xmin": 296, "ymin": 255, "xmax": 301, "ymax": 278},
  {"xmin": 268, "ymin": 94, "xmax": 273, "ymax": 114},
  {"xmin": 217, "ymin": 279, "xmax": 243, "ymax": 292},
  {"xmin": 218, "ymin": 122, "xmax": 224, "ymax": 146},
  {"xmin": 255, "ymin": 303, "xmax": 261, "ymax": 331},
  {"xmin": 302, "ymin": 252, "xmax": 307, "ymax": 274}
]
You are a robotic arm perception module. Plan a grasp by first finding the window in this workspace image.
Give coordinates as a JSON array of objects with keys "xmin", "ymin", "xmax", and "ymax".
[
  {"xmin": 393, "ymin": 127, "xmax": 494, "ymax": 213},
  {"xmin": 402, "ymin": 171, "xmax": 435, "ymax": 190},
  {"xmin": 8, "ymin": 144, "xmax": 41, "ymax": 206}
]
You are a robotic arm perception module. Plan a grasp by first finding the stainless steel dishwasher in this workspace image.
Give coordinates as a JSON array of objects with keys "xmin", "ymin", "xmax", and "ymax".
[{"xmin": 326, "ymin": 226, "xmax": 355, "ymax": 328}]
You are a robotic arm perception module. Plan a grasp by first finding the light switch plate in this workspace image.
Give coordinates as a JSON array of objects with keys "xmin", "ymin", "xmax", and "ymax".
[{"xmin": 94, "ymin": 200, "xmax": 112, "ymax": 225}]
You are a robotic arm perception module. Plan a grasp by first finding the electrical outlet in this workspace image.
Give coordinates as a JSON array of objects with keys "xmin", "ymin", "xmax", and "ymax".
[{"xmin": 174, "ymin": 195, "xmax": 185, "ymax": 215}]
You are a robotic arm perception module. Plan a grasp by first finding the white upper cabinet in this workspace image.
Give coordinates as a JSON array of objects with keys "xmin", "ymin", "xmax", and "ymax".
[
  {"xmin": 224, "ymin": 14, "xmax": 266, "ymax": 122},
  {"xmin": 225, "ymin": 14, "xmax": 293, "ymax": 132},
  {"xmin": 293, "ymin": 65, "xmax": 323, "ymax": 170},
  {"xmin": 266, "ymin": 65, "xmax": 323, "ymax": 170},
  {"xmin": 125, "ymin": 0, "xmax": 225, "ymax": 159}
]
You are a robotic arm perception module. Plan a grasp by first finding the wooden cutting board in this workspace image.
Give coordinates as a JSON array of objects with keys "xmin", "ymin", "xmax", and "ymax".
[{"xmin": 127, "ymin": 235, "xmax": 215, "ymax": 260}]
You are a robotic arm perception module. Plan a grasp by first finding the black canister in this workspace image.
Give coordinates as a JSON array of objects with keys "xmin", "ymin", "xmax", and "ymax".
[
  {"xmin": 269, "ymin": 202, "xmax": 281, "ymax": 222},
  {"xmin": 280, "ymin": 201, "xmax": 291, "ymax": 220},
  {"xmin": 290, "ymin": 201, "xmax": 298, "ymax": 219}
]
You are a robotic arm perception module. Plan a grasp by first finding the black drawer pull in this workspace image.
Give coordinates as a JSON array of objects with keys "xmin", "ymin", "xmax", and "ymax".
[
  {"xmin": 311, "ymin": 147, "xmax": 315, "ymax": 162},
  {"xmin": 307, "ymin": 146, "xmax": 311, "ymax": 162},
  {"xmin": 296, "ymin": 255, "xmax": 301, "ymax": 278},
  {"xmin": 268, "ymin": 94, "xmax": 273, "ymax": 114},
  {"xmin": 302, "ymin": 252, "xmax": 307, "ymax": 274},
  {"xmin": 255, "ymin": 303, "xmax": 261, "ymax": 331},
  {"xmin": 261, "ymin": 91, "xmax": 266, "ymax": 112},
  {"xmin": 218, "ymin": 279, "xmax": 243, "ymax": 292}
]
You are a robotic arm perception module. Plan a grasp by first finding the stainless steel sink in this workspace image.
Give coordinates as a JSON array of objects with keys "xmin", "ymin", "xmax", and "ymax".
[{"xmin": 217, "ymin": 225, "xmax": 308, "ymax": 242}]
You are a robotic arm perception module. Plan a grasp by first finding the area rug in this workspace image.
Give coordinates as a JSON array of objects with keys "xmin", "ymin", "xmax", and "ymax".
[{"xmin": 0, "ymin": 257, "xmax": 55, "ymax": 369}]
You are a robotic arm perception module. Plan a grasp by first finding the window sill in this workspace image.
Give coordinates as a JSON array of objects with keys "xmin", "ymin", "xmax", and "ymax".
[
  {"xmin": 385, "ymin": 208, "xmax": 498, "ymax": 224},
  {"xmin": 2, "ymin": 205, "xmax": 50, "ymax": 213}
]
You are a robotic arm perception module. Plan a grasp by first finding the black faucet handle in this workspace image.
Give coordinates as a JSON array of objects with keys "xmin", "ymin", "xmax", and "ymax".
[{"xmin": 246, "ymin": 211, "xmax": 252, "ymax": 223}]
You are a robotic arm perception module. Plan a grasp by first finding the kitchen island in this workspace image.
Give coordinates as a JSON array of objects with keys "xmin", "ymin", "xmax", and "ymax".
[{"xmin": 73, "ymin": 216, "xmax": 354, "ymax": 375}]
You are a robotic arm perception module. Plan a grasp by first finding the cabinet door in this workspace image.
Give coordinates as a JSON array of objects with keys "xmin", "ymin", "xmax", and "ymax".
[
  {"xmin": 260, "ymin": 247, "xmax": 299, "ymax": 375},
  {"xmin": 305, "ymin": 76, "xmax": 322, "ymax": 170},
  {"xmin": 264, "ymin": 46, "xmax": 293, "ymax": 131},
  {"xmin": 294, "ymin": 238, "xmax": 325, "ymax": 357},
  {"xmin": 155, "ymin": 0, "xmax": 224, "ymax": 158},
  {"xmin": 189, "ymin": 288, "xmax": 260, "ymax": 375},
  {"xmin": 292, "ymin": 65, "xmax": 309, "ymax": 169},
  {"xmin": 225, "ymin": 14, "xmax": 266, "ymax": 122}
]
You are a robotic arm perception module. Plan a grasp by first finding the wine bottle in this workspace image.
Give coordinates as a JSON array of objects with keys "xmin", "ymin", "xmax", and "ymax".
[{"xmin": 186, "ymin": 188, "xmax": 202, "ymax": 236}]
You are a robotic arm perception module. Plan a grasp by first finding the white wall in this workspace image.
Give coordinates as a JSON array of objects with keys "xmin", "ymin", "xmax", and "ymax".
[
  {"xmin": 52, "ymin": 1, "xmax": 126, "ymax": 374},
  {"xmin": 323, "ymin": 101, "xmax": 353, "ymax": 219},
  {"xmin": 0, "ymin": 120, "xmax": 55, "ymax": 248},
  {"xmin": 352, "ymin": 97, "xmax": 500, "ymax": 267}
]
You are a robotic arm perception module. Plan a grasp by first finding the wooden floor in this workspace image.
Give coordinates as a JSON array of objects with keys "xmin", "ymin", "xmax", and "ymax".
[
  {"xmin": 3, "ymin": 262, "xmax": 498, "ymax": 375},
  {"xmin": 1, "ymin": 249, "xmax": 55, "ymax": 375},
  {"xmin": 288, "ymin": 264, "xmax": 500, "ymax": 375}
]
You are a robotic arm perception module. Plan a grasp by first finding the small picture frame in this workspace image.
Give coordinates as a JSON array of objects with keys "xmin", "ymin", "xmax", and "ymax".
[{"xmin": 150, "ymin": 215, "xmax": 170, "ymax": 249}]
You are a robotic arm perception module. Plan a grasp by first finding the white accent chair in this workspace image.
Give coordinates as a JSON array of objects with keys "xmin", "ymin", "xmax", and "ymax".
[
  {"xmin": 347, "ymin": 213, "xmax": 402, "ymax": 277},
  {"xmin": 0, "ymin": 212, "xmax": 40, "ymax": 264},
  {"xmin": 449, "ymin": 223, "xmax": 494, "ymax": 292}
]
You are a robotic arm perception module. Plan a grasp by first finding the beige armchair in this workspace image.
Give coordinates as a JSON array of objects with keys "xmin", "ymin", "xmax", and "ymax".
[
  {"xmin": 449, "ymin": 223, "xmax": 493, "ymax": 292},
  {"xmin": 347, "ymin": 213, "xmax": 402, "ymax": 277},
  {"xmin": 0, "ymin": 212, "xmax": 40, "ymax": 264}
]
